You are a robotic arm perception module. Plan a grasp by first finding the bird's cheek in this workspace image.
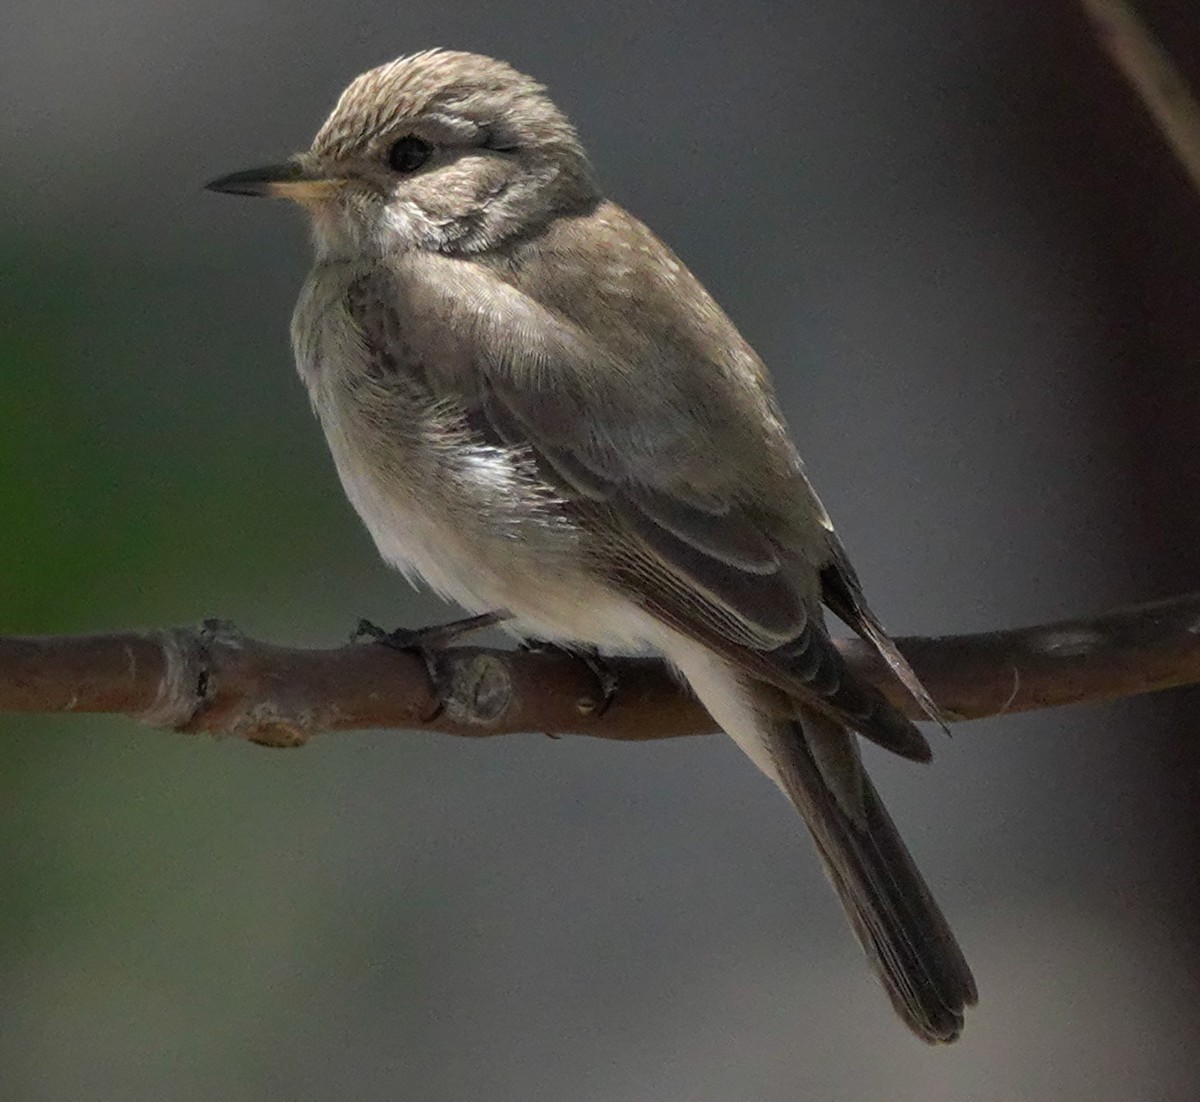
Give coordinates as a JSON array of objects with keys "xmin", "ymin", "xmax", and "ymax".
[{"xmin": 302, "ymin": 197, "xmax": 375, "ymax": 259}]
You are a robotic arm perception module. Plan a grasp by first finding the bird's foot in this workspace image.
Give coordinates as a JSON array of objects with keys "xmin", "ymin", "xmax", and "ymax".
[
  {"xmin": 521, "ymin": 639, "xmax": 619, "ymax": 717},
  {"xmin": 351, "ymin": 610, "xmax": 506, "ymax": 650},
  {"xmin": 352, "ymin": 611, "xmax": 507, "ymax": 720}
]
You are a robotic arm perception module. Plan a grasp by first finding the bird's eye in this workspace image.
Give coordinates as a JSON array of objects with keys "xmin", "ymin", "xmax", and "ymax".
[
  {"xmin": 387, "ymin": 136, "xmax": 432, "ymax": 173},
  {"xmin": 482, "ymin": 128, "xmax": 519, "ymax": 154}
]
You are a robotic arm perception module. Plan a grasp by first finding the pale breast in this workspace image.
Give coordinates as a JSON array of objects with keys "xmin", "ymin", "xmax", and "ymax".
[{"xmin": 318, "ymin": 393, "xmax": 643, "ymax": 646}]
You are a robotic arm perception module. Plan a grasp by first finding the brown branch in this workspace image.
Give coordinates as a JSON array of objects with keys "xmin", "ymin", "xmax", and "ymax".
[
  {"xmin": 2, "ymin": 594, "xmax": 1199, "ymax": 746},
  {"xmin": 1079, "ymin": 0, "xmax": 1200, "ymax": 193}
]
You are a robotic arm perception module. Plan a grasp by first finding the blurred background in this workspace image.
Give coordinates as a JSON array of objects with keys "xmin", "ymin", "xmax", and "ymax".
[{"xmin": 3, "ymin": 1, "xmax": 1200, "ymax": 1098}]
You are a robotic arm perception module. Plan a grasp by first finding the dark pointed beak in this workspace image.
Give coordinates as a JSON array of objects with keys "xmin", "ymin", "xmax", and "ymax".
[{"xmin": 205, "ymin": 161, "xmax": 343, "ymax": 200}]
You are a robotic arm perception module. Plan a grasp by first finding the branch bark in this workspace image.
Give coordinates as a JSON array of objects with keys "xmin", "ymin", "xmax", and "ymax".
[{"xmin": 2, "ymin": 593, "xmax": 1198, "ymax": 747}]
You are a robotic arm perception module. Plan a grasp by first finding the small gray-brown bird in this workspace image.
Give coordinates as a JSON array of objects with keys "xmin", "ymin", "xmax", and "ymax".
[{"xmin": 208, "ymin": 49, "xmax": 976, "ymax": 1041}]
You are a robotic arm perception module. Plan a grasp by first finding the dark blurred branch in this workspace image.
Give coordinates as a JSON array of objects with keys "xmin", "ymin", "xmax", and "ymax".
[
  {"xmin": 2, "ymin": 593, "xmax": 1199, "ymax": 746},
  {"xmin": 1080, "ymin": 0, "xmax": 1200, "ymax": 192}
]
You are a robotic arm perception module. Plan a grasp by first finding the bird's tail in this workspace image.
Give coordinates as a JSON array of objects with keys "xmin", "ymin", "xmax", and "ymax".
[
  {"xmin": 667, "ymin": 639, "xmax": 976, "ymax": 1040},
  {"xmin": 764, "ymin": 706, "xmax": 976, "ymax": 1042}
]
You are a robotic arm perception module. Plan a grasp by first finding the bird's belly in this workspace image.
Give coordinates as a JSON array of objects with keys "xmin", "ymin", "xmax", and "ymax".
[
  {"xmin": 363, "ymin": 493, "xmax": 652, "ymax": 649},
  {"xmin": 323, "ymin": 422, "xmax": 654, "ymax": 651}
]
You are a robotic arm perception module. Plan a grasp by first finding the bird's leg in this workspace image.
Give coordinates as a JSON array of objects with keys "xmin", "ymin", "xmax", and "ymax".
[
  {"xmin": 521, "ymin": 639, "xmax": 619, "ymax": 717},
  {"xmin": 351, "ymin": 610, "xmax": 507, "ymax": 649},
  {"xmin": 353, "ymin": 610, "xmax": 508, "ymax": 721}
]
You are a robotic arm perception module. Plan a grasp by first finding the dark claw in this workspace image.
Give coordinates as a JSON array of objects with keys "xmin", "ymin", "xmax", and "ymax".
[
  {"xmin": 522, "ymin": 639, "xmax": 619, "ymax": 717},
  {"xmin": 577, "ymin": 649, "xmax": 618, "ymax": 716},
  {"xmin": 411, "ymin": 644, "xmax": 451, "ymax": 724},
  {"xmin": 352, "ymin": 618, "xmax": 388, "ymax": 644}
]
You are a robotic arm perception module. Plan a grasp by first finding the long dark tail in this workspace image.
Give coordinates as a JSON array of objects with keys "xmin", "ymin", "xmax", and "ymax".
[{"xmin": 767, "ymin": 710, "xmax": 977, "ymax": 1043}]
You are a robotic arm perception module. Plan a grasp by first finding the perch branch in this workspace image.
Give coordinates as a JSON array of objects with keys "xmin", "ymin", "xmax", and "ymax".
[{"xmin": 1, "ymin": 593, "xmax": 1198, "ymax": 746}]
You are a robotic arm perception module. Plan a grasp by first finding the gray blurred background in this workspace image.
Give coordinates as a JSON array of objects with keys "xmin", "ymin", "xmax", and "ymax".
[{"xmin": 3, "ymin": 1, "xmax": 1200, "ymax": 1099}]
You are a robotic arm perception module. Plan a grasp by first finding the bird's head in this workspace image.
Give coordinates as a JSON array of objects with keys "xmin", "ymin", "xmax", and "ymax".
[{"xmin": 207, "ymin": 50, "xmax": 600, "ymax": 260}]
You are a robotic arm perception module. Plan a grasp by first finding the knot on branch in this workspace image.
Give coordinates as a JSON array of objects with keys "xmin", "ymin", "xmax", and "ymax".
[
  {"xmin": 137, "ymin": 624, "xmax": 211, "ymax": 729},
  {"xmin": 136, "ymin": 620, "xmax": 315, "ymax": 747},
  {"xmin": 226, "ymin": 703, "xmax": 317, "ymax": 748},
  {"xmin": 434, "ymin": 651, "xmax": 513, "ymax": 726}
]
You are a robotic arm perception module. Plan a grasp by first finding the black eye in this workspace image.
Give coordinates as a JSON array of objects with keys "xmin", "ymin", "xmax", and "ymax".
[
  {"xmin": 387, "ymin": 136, "xmax": 431, "ymax": 173},
  {"xmin": 482, "ymin": 128, "xmax": 519, "ymax": 154}
]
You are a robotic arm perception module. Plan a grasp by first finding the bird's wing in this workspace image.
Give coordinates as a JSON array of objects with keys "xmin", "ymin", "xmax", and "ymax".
[
  {"xmin": 364, "ymin": 235, "xmax": 932, "ymax": 759},
  {"xmin": 819, "ymin": 539, "xmax": 947, "ymax": 730}
]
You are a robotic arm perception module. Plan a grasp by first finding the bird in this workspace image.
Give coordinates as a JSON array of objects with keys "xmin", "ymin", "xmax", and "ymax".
[{"xmin": 207, "ymin": 49, "xmax": 976, "ymax": 1042}]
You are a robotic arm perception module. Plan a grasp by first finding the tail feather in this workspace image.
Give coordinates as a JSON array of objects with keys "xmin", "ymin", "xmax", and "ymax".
[
  {"xmin": 769, "ymin": 710, "xmax": 977, "ymax": 1043},
  {"xmin": 664, "ymin": 637, "xmax": 975, "ymax": 1041}
]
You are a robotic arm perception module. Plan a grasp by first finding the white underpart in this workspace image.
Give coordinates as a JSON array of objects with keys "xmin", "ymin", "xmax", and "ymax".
[{"xmin": 659, "ymin": 633, "xmax": 782, "ymax": 783}]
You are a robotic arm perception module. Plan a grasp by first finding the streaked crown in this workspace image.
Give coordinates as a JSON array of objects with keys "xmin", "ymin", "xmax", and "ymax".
[{"xmin": 311, "ymin": 49, "xmax": 585, "ymax": 166}]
